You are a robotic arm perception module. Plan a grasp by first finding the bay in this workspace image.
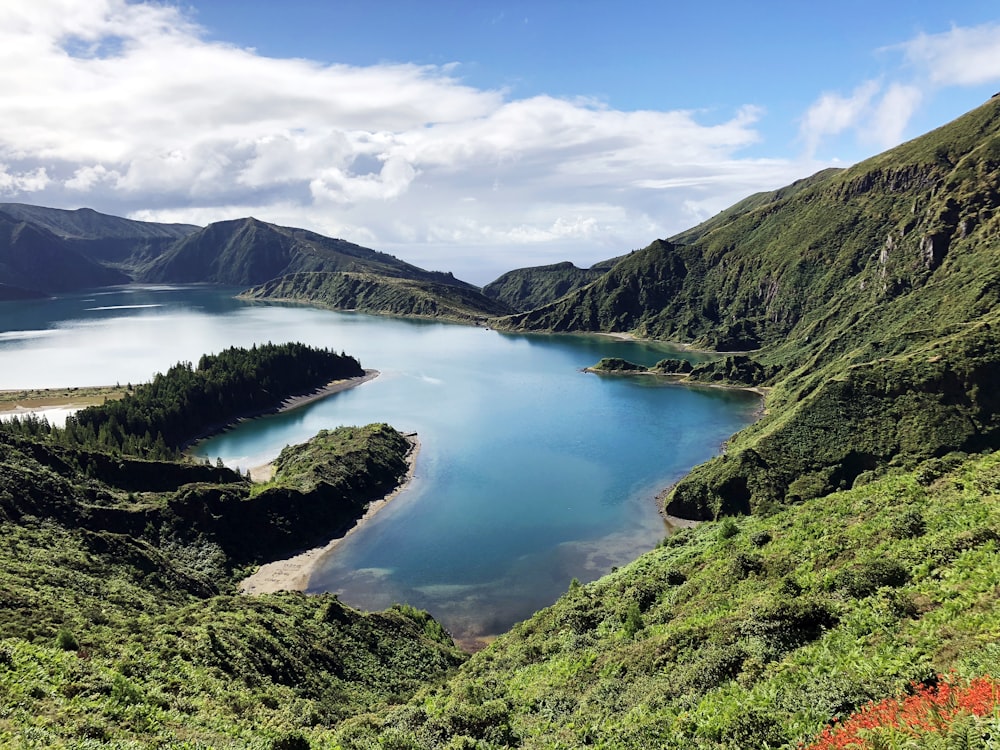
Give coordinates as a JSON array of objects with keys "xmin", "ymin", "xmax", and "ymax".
[{"xmin": 0, "ymin": 284, "xmax": 759, "ymax": 645}]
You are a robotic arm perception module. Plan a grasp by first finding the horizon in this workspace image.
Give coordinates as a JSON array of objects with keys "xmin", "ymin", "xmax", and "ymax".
[{"xmin": 2, "ymin": 1, "xmax": 1000, "ymax": 284}]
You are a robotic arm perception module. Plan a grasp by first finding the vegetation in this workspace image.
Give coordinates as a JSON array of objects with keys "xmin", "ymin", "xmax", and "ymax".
[
  {"xmin": 0, "ymin": 411, "xmax": 461, "ymax": 747},
  {"xmin": 232, "ymin": 424, "xmax": 415, "ymax": 562},
  {"xmin": 495, "ymin": 96, "xmax": 1000, "ymax": 520},
  {"xmin": 589, "ymin": 354, "xmax": 769, "ymax": 387},
  {"xmin": 481, "ymin": 260, "xmax": 613, "ymax": 312},
  {"xmin": 0, "ymin": 342, "xmax": 362, "ymax": 458},
  {"xmin": 802, "ymin": 675, "xmax": 1000, "ymax": 749},
  {"xmin": 241, "ymin": 270, "xmax": 514, "ymax": 321},
  {"xmin": 4, "ymin": 97, "xmax": 1000, "ymax": 748},
  {"xmin": 140, "ymin": 216, "xmax": 476, "ymax": 290},
  {"xmin": 336, "ymin": 451, "xmax": 1000, "ymax": 748}
]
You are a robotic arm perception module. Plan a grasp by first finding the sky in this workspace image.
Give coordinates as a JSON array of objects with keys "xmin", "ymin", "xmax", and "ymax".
[{"xmin": 2, "ymin": 2, "xmax": 1000, "ymax": 284}]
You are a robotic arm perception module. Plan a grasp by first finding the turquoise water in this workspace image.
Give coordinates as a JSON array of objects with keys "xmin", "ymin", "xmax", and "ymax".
[{"xmin": 0, "ymin": 285, "xmax": 759, "ymax": 643}]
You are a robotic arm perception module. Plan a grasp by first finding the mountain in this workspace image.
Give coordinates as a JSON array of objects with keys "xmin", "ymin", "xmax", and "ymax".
[
  {"xmin": 482, "ymin": 259, "xmax": 617, "ymax": 312},
  {"xmin": 0, "ymin": 206, "xmax": 483, "ymax": 303},
  {"xmin": 241, "ymin": 270, "xmax": 515, "ymax": 321},
  {"xmin": 4, "ymin": 100, "xmax": 1000, "ymax": 747},
  {"xmin": 139, "ymin": 217, "xmax": 475, "ymax": 290},
  {"xmin": 495, "ymin": 95, "xmax": 1000, "ymax": 520},
  {"xmin": 0, "ymin": 210, "xmax": 129, "ymax": 295},
  {"xmin": 0, "ymin": 202, "xmax": 198, "ymax": 268}
]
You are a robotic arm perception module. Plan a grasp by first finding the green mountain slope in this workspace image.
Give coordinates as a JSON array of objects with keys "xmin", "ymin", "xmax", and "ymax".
[
  {"xmin": 482, "ymin": 261, "xmax": 608, "ymax": 312},
  {"xmin": 0, "ymin": 203, "xmax": 198, "ymax": 271},
  {"xmin": 0, "ymin": 205, "xmax": 484, "ymax": 299},
  {"xmin": 339, "ymin": 450, "xmax": 1000, "ymax": 748},
  {"xmin": 499, "ymin": 98, "xmax": 1000, "ymax": 352},
  {"xmin": 497, "ymin": 96, "xmax": 1000, "ymax": 518},
  {"xmin": 0, "ymin": 423, "xmax": 464, "ymax": 747},
  {"xmin": 140, "ymin": 217, "xmax": 476, "ymax": 290},
  {"xmin": 241, "ymin": 270, "xmax": 515, "ymax": 321},
  {"xmin": 0, "ymin": 211, "xmax": 129, "ymax": 294},
  {"xmin": 0, "ymin": 203, "xmax": 197, "ymax": 242}
]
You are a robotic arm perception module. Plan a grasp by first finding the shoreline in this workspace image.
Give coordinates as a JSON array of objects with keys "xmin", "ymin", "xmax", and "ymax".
[
  {"xmin": 0, "ymin": 385, "xmax": 125, "ymax": 415},
  {"xmin": 183, "ymin": 369, "xmax": 380, "ymax": 449},
  {"xmin": 583, "ymin": 365, "xmax": 770, "ymax": 401},
  {"xmin": 590, "ymin": 330, "xmax": 754, "ymax": 356},
  {"xmin": 238, "ymin": 433, "xmax": 421, "ymax": 596}
]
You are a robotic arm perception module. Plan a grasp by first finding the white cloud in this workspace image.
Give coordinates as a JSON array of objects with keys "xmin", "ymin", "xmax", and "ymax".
[
  {"xmin": 800, "ymin": 81, "xmax": 881, "ymax": 157},
  {"xmin": 800, "ymin": 22, "xmax": 1000, "ymax": 161},
  {"xmin": 867, "ymin": 84, "xmax": 923, "ymax": 148},
  {"xmin": 899, "ymin": 24, "xmax": 1000, "ymax": 86},
  {"xmin": 0, "ymin": 0, "xmax": 813, "ymax": 283},
  {"xmin": 0, "ymin": 166, "xmax": 50, "ymax": 193},
  {"xmin": 65, "ymin": 164, "xmax": 121, "ymax": 191}
]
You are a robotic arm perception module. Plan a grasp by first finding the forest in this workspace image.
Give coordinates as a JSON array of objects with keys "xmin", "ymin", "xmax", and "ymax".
[{"xmin": 0, "ymin": 342, "xmax": 363, "ymax": 458}]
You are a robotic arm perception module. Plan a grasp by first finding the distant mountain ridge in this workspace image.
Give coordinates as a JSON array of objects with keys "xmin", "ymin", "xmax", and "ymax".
[
  {"xmin": 140, "ymin": 217, "xmax": 475, "ymax": 290},
  {"xmin": 481, "ymin": 260, "xmax": 616, "ymax": 312},
  {"xmin": 0, "ymin": 205, "xmax": 479, "ymax": 300},
  {"xmin": 0, "ymin": 210, "xmax": 130, "ymax": 297},
  {"xmin": 241, "ymin": 271, "xmax": 514, "ymax": 321}
]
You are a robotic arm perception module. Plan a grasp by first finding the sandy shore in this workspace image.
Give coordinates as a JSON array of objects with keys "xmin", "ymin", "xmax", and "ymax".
[
  {"xmin": 239, "ymin": 433, "xmax": 421, "ymax": 596},
  {"xmin": 276, "ymin": 369, "xmax": 379, "ymax": 413},
  {"xmin": 0, "ymin": 385, "xmax": 124, "ymax": 414}
]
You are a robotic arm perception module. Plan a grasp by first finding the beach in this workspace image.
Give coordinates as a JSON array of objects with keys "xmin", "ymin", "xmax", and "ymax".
[
  {"xmin": 0, "ymin": 385, "xmax": 125, "ymax": 425},
  {"xmin": 238, "ymin": 434, "xmax": 421, "ymax": 595}
]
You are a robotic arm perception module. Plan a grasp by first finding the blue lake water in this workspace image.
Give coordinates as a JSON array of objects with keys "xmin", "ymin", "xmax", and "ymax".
[{"xmin": 0, "ymin": 285, "xmax": 759, "ymax": 644}]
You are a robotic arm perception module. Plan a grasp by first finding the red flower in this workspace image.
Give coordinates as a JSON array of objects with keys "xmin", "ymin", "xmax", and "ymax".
[{"xmin": 800, "ymin": 675, "xmax": 1000, "ymax": 749}]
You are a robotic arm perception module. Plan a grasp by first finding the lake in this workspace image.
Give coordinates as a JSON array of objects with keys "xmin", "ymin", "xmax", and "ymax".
[{"xmin": 0, "ymin": 284, "xmax": 760, "ymax": 644}]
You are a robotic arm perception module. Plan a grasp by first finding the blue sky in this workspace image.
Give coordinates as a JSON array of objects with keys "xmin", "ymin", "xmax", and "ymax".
[{"xmin": 2, "ymin": 1, "xmax": 1000, "ymax": 283}]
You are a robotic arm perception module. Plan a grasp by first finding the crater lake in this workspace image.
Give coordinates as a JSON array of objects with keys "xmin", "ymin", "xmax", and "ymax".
[{"xmin": 0, "ymin": 284, "xmax": 760, "ymax": 645}]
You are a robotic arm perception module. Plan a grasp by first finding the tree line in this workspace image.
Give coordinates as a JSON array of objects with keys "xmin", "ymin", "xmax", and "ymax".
[{"xmin": 1, "ymin": 342, "xmax": 363, "ymax": 459}]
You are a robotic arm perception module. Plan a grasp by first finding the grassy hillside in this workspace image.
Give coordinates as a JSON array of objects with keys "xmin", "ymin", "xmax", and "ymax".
[
  {"xmin": 497, "ymin": 96, "xmax": 1000, "ymax": 353},
  {"xmin": 482, "ymin": 261, "xmax": 608, "ymax": 312},
  {"xmin": 495, "ymin": 96, "xmax": 1000, "ymax": 518},
  {"xmin": 0, "ymin": 211, "xmax": 129, "ymax": 294},
  {"xmin": 140, "ymin": 218, "xmax": 477, "ymax": 291},
  {"xmin": 0, "ymin": 204, "xmax": 197, "ymax": 287},
  {"xmin": 0, "ymin": 423, "xmax": 464, "ymax": 748},
  {"xmin": 337, "ymin": 450, "xmax": 1000, "ymax": 748},
  {"xmin": 241, "ymin": 270, "xmax": 514, "ymax": 321}
]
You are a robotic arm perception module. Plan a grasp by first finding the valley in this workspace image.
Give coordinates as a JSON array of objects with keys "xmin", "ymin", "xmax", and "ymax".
[{"xmin": 1, "ymin": 96, "xmax": 1000, "ymax": 747}]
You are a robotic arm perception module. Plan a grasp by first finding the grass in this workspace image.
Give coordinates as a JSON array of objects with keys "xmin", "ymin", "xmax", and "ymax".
[
  {"xmin": 334, "ymin": 451, "xmax": 1000, "ymax": 748},
  {"xmin": 0, "ymin": 423, "xmax": 465, "ymax": 747}
]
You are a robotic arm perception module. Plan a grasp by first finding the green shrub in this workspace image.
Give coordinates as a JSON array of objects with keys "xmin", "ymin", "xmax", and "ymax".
[
  {"xmin": 891, "ymin": 508, "xmax": 926, "ymax": 539},
  {"xmin": 623, "ymin": 603, "xmax": 644, "ymax": 639},
  {"xmin": 55, "ymin": 627, "xmax": 78, "ymax": 652},
  {"xmin": 729, "ymin": 551, "xmax": 764, "ymax": 579},
  {"xmin": 271, "ymin": 732, "xmax": 310, "ymax": 750},
  {"xmin": 664, "ymin": 568, "xmax": 687, "ymax": 585},
  {"xmin": 718, "ymin": 517, "xmax": 740, "ymax": 539},
  {"xmin": 835, "ymin": 559, "xmax": 910, "ymax": 598}
]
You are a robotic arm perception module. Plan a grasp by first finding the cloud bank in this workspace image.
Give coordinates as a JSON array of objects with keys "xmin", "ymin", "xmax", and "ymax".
[{"xmin": 3, "ymin": 3, "xmax": 999, "ymax": 282}]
